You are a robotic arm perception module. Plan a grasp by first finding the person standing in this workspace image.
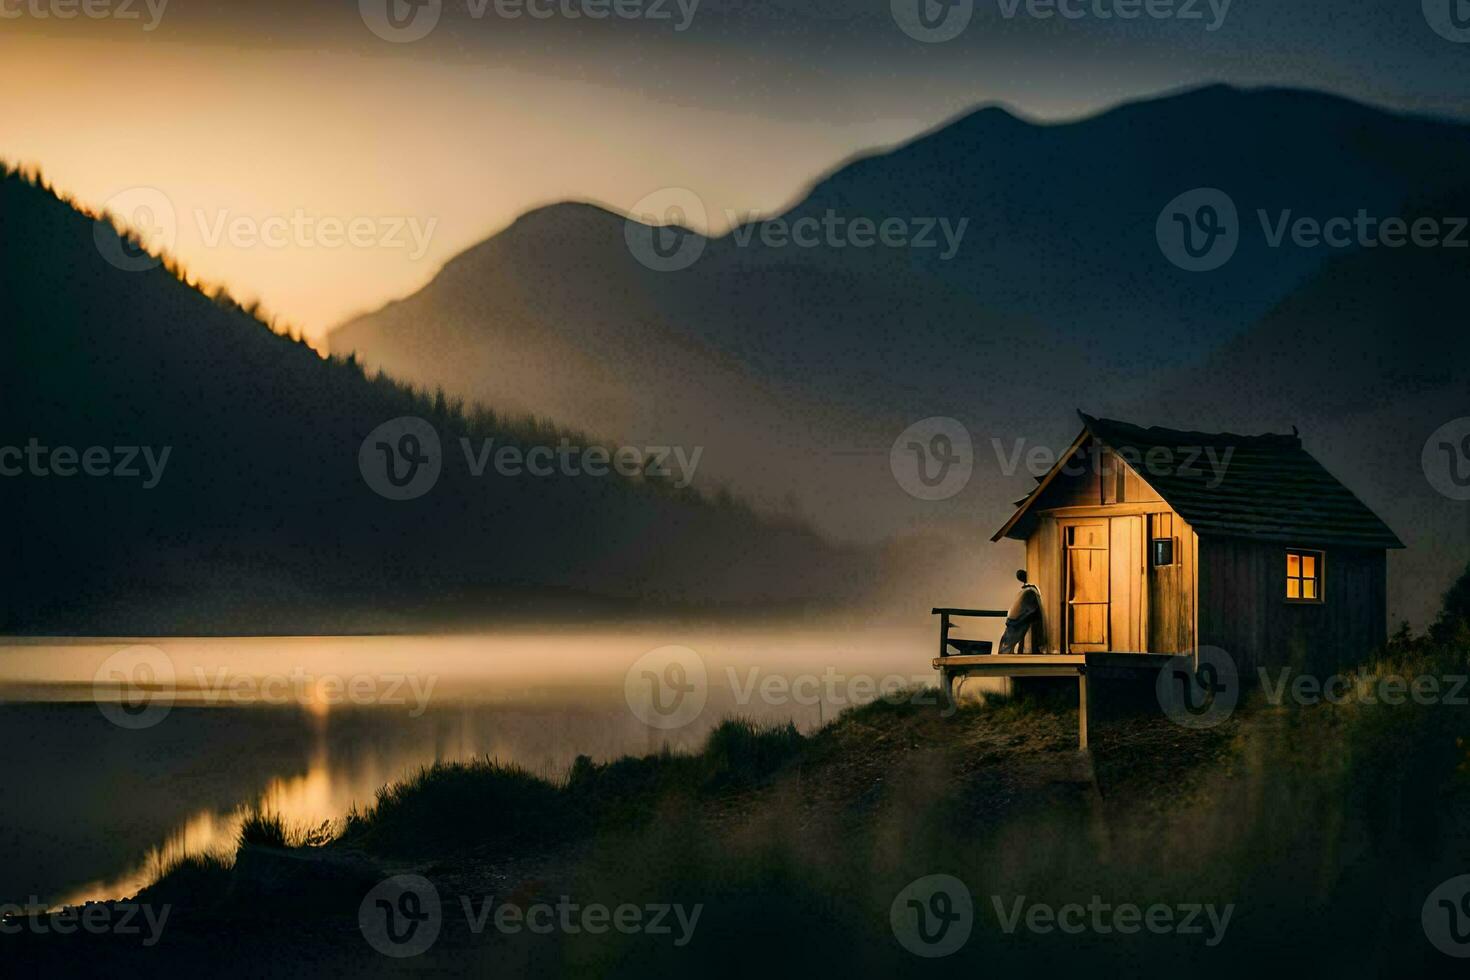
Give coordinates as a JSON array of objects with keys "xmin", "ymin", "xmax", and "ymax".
[{"xmin": 999, "ymin": 569, "xmax": 1043, "ymax": 654}]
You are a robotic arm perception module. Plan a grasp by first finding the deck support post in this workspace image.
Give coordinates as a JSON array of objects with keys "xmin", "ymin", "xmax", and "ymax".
[{"xmin": 1077, "ymin": 668, "xmax": 1090, "ymax": 751}]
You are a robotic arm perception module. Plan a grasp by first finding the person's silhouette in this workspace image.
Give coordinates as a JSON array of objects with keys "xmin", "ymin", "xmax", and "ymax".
[{"xmin": 999, "ymin": 569, "xmax": 1043, "ymax": 654}]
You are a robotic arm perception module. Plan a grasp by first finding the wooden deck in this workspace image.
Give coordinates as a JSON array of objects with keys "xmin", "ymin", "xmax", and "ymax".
[
  {"xmin": 930, "ymin": 607, "xmax": 1188, "ymax": 749},
  {"xmin": 933, "ymin": 651, "xmax": 1179, "ymax": 751},
  {"xmin": 931, "ymin": 651, "xmax": 1178, "ymax": 674}
]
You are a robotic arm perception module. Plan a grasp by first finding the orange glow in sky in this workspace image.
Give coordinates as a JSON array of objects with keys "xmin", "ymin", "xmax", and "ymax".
[{"xmin": 1, "ymin": 34, "xmax": 942, "ymax": 349}]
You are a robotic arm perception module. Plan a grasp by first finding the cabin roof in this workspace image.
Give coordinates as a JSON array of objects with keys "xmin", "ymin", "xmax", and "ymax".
[{"xmin": 992, "ymin": 412, "xmax": 1405, "ymax": 549}]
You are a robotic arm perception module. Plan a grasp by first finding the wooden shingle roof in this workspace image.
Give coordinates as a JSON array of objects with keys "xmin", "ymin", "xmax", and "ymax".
[{"xmin": 994, "ymin": 413, "xmax": 1404, "ymax": 549}]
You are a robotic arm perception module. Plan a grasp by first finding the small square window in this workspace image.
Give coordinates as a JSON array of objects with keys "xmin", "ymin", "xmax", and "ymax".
[
  {"xmin": 1151, "ymin": 537, "xmax": 1175, "ymax": 567},
  {"xmin": 1286, "ymin": 549, "xmax": 1324, "ymax": 603}
]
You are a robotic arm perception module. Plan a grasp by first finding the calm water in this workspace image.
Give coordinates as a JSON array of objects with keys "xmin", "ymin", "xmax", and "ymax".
[{"xmin": 0, "ymin": 623, "xmax": 956, "ymax": 908}]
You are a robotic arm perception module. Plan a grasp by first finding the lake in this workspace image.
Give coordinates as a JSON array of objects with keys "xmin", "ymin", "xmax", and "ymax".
[{"xmin": 0, "ymin": 622, "xmax": 957, "ymax": 909}]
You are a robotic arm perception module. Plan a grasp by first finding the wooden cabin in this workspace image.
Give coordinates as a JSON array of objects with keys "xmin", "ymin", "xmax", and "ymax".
[
  {"xmin": 934, "ymin": 413, "xmax": 1403, "ymax": 746},
  {"xmin": 994, "ymin": 413, "xmax": 1404, "ymax": 672}
]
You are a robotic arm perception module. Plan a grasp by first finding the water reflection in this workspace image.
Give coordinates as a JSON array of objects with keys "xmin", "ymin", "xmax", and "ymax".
[{"xmin": 0, "ymin": 625, "xmax": 949, "ymax": 907}]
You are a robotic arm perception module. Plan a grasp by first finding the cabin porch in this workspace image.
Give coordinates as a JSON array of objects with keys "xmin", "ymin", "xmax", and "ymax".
[{"xmin": 931, "ymin": 608, "xmax": 1181, "ymax": 750}]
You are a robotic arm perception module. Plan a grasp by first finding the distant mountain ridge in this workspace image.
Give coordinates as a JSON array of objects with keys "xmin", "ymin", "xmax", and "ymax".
[
  {"xmin": 329, "ymin": 84, "xmax": 1470, "ymax": 625},
  {"xmin": 0, "ymin": 169, "xmax": 866, "ymax": 633},
  {"xmin": 330, "ymin": 85, "xmax": 1470, "ymax": 520}
]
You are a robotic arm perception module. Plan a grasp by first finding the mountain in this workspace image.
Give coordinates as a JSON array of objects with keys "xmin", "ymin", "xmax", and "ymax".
[
  {"xmin": 1133, "ymin": 183, "xmax": 1470, "ymax": 627},
  {"xmin": 329, "ymin": 85, "xmax": 1470, "ymax": 625},
  {"xmin": 329, "ymin": 85, "xmax": 1470, "ymax": 543},
  {"xmin": 0, "ymin": 168, "xmax": 867, "ymax": 634}
]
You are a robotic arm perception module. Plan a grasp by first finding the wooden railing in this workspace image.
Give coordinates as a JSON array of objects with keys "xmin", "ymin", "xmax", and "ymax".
[{"xmin": 931, "ymin": 607, "xmax": 1007, "ymax": 659}]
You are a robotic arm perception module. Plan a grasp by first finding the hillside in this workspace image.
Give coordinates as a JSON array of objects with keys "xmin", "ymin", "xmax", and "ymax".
[{"xmin": 0, "ymin": 169, "xmax": 865, "ymax": 634}]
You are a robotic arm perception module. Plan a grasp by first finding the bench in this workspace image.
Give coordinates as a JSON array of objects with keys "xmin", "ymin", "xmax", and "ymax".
[{"xmin": 932, "ymin": 607, "xmax": 1008, "ymax": 660}]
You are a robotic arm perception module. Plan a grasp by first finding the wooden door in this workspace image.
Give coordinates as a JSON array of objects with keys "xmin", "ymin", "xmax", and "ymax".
[
  {"xmin": 1109, "ymin": 516, "xmax": 1145, "ymax": 652},
  {"xmin": 1065, "ymin": 522, "xmax": 1109, "ymax": 652}
]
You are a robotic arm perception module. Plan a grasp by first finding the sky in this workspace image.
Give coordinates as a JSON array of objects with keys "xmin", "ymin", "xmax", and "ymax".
[{"xmin": 2, "ymin": 0, "xmax": 1466, "ymax": 347}]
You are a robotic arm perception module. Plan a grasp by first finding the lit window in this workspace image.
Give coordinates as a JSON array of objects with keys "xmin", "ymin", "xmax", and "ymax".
[{"xmin": 1286, "ymin": 550, "xmax": 1324, "ymax": 602}]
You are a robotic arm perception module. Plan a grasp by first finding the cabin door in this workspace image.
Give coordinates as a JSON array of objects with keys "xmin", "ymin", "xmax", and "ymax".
[
  {"xmin": 1108, "ymin": 515, "xmax": 1145, "ymax": 653},
  {"xmin": 1064, "ymin": 522, "xmax": 1109, "ymax": 652},
  {"xmin": 1064, "ymin": 516, "xmax": 1146, "ymax": 653}
]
